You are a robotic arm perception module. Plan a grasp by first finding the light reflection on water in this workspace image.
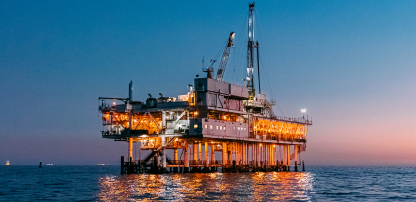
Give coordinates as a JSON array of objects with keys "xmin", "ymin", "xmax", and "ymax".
[{"xmin": 98, "ymin": 172, "xmax": 314, "ymax": 201}]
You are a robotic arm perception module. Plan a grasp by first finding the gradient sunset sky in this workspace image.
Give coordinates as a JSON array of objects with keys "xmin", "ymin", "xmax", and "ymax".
[{"xmin": 1, "ymin": 0, "xmax": 415, "ymax": 165}]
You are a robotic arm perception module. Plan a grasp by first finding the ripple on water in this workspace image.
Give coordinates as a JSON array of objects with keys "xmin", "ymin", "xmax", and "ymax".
[{"xmin": 1, "ymin": 166, "xmax": 416, "ymax": 201}]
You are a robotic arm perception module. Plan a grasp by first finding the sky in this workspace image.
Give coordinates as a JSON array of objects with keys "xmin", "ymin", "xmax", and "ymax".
[{"xmin": 1, "ymin": 0, "xmax": 415, "ymax": 166}]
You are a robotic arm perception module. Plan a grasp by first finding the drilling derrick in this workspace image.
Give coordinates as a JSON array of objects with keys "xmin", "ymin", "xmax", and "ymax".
[
  {"xmin": 247, "ymin": 3, "xmax": 256, "ymax": 99},
  {"xmin": 216, "ymin": 31, "xmax": 235, "ymax": 81}
]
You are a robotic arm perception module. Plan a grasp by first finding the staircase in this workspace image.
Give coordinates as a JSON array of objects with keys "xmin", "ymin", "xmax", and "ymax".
[
  {"xmin": 290, "ymin": 144, "xmax": 305, "ymax": 160},
  {"xmin": 142, "ymin": 137, "xmax": 177, "ymax": 164},
  {"xmin": 165, "ymin": 154, "xmax": 173, "ymax": 165}
]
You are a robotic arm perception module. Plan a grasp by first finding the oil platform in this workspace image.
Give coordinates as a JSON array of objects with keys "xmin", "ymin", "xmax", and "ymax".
[{"xmin": 98, "ymin": 3, "xmax": 312, "ymax": 174}]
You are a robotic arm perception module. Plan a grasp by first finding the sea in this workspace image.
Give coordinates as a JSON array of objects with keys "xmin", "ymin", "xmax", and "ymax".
[{"xmin": 1, "ymin": 165, "xmax": 415, "ymax": 201}]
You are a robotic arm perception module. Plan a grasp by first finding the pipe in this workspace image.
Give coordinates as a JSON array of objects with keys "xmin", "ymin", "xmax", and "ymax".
[{"xmin": 129, "ymin": 81, "xmax": 133, "ymax": 101}]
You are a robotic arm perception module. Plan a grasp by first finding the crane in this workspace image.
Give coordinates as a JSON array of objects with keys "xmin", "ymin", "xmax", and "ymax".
[{"xmin": 215, "ymin": 31, "xmax": 235, "ymax": 81}]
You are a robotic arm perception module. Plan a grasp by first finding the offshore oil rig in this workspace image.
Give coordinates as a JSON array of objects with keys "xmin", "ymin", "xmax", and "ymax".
[{"xmin": 98, "ymin": 3, "xmax": 312, "ymax": 174}]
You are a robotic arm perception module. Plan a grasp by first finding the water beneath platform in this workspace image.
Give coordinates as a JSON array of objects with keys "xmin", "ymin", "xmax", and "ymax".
[
  {"xmin": 99, "ymin": 172, "xmax": 313, "ymax": 201},
  {"xmin": 1, "ymin": 165, "xmax": 416, "ymax": 201}
]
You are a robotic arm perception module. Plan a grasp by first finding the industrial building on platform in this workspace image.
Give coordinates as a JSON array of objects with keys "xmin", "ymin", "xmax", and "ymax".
[{"xmin": 98, "ymin": 3, "xmax": 312, "ymax": 174}]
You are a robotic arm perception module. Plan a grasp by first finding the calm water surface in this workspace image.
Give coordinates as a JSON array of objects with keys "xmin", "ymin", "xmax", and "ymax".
[{"xmin": 1, "ymin": 165, "xmax": 415, "ymax": 201}]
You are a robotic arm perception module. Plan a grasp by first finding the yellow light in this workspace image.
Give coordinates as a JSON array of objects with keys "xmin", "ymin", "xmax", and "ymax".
[
  {"xmin": 273, "ymin": 145, "xmax": 276, "ymax": 148},
  {"xmin": 259, "ymin": 143, "xmax": 262, "ymax": 147},
  {"xmin": 113, "ymin": 102, "xmax": 116, "ymax": 105},
  {"xmin": 223, "ymin": 116, "xmax": 226, "ymax": 119},
  {"xmin": 175, "ymin": 138, "xmax": 178, "ymax": 141},
  {"xmin": 194, "ymin": 111, "xmax": 198, "ymax": 116}
]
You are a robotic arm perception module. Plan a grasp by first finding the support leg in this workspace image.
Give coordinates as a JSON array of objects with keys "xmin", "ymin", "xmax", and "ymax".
[
  {"xmin": 128, "ymin": 138, "xmax": 133, "ymax": 162},
  {"xmin": 211, "ymin": 145, "xmax": 215, "ymax": 171},
  {"xmin": 204, "ymin": 141, "xmax": 209, "ymax": 172},
  {"xmin": 294, "ymin": 145, "xmax": 298, "ymax": 172},
  {"xmin": 222, "ymin": 142, "xmax": 227, "ymax": 172},
  {"xmin": 173, "ymin": 149, "xmax": 178, "ymax": 173},
  {"xmin": 184, "ymin": 142, "xmax": 189, "ymax": 173},
  {"xmin": 161, "ymin": 137, "xmax": 167, "ymax": 173},
  {"xmin": 286, "ymin": 145, "xmax": 290, "ymax": 171}
]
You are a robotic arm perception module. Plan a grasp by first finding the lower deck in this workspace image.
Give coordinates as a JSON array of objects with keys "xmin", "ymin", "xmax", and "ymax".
[{"xmin": 121, "ymin": 137, "xmax": 306, "ymax": 174}]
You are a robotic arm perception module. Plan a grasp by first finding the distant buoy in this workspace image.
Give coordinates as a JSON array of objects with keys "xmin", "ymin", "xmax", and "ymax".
[
  {"xmin": 39, "ymin": 161, "xmax": 42, "ymax": 168},
  {"xmin": 6, "ymin": 161, "xmax": 10, "ymax": 166}
]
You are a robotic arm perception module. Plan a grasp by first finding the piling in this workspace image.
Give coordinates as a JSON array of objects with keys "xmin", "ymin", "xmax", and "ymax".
[
  {"xmin": 260, "ymin": 161, "xmax": 263, "ymax": 172},
  {"xmin": 276, "ymin": 160, "xmax": 279, "ymax": 171},
  {"xmin": 120, "ymin": 156, "xmax": 124, "ymax": 174},
  {"xmin": 295, "ymin": 161, "xmax": 298, "ymax": 172},
  {"xmin": 232, "ymin": 160, "xmax": 236, "ymax": 172},
  {"xmin": 302, "ymin": 160, "xmax": 305, "ymax": 172}
]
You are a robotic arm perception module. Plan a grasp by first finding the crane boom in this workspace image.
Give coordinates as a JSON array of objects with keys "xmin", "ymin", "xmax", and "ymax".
[{"xmin": 216, "ymin": 31, "xmax": 235, "ymax": 81}]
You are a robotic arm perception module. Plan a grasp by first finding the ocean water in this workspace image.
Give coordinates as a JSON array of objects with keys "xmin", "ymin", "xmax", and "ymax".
[{"xmin": 1, "ymin": 165, "xmax": 415, "ymax": 201}]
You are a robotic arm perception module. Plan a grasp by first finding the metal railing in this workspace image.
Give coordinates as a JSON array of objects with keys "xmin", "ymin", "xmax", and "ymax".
[
  {"xmin": 134, "ymin": 159, "xmax": 287, "ymax": 168},
  {"xmin": 169, "ymin": 160, "xmax": 185, "ymax": 165}
]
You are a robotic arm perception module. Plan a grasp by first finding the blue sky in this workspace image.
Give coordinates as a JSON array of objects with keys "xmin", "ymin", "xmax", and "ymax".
[{"xmin": 1, "ymin": 0, "xmax": 415, "ymax": 165}]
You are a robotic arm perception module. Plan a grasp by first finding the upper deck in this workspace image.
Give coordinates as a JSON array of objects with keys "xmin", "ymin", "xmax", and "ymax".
[{"xmin": 99, "ymin": 78, "xmax": 312, "ymax": 145}]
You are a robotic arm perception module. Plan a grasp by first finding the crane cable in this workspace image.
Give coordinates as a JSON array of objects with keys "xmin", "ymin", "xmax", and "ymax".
[
  {"xmin": 254, "ymin": 9, "xmax": 286, "ymax": 116},
  {"xmin": 259, "ymin": 53, "xmax": 285, "ymax": 117},
  {"xmin": 209, "ymin": 38, "xmax": 229, "ymax": 76},
  {"xmin": 229, "ymin": 10, "xmax": 249, "ymax": 84}
]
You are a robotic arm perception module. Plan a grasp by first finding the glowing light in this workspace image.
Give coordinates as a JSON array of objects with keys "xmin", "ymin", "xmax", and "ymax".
[
  {"xmin": 301, "ymin": 108, "xmax": 306, "ymax": 113},
  {"xmin": 259, "ymin": 143, "xmax": 262, "ymax": 147},
  {"xmin": 273, "ymin": 145, "xmax": 276, "ymax": 148},
  {"xmin": 223, "ymin": 116, "xmax": 226, "ymax": 119},
  {"xmin": 194, "ymin": 111, "xmax": 198, "ymax": 116}
]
